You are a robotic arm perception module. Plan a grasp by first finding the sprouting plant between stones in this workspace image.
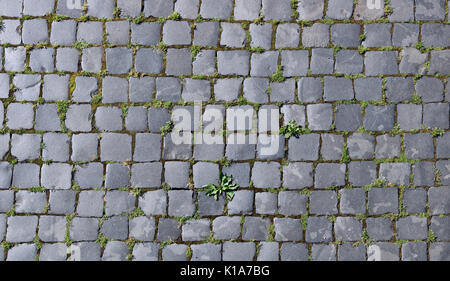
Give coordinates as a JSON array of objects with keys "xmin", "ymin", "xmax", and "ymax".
[
  {"xmin": 279, "ymin": 120, "xmax": 309, "ymax": 139},
  {"xmin": 204, "ymin": 173, "xmax": 240, "ymax": 201},
  {"xmin": 160, "ymin": 121, "xmax": 174, "ymax": 136}
]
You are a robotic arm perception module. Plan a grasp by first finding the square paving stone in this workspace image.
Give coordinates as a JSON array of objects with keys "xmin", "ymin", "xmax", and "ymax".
[
  {"xmin": 39, "ymin": 244, "xmax": 67, "ymax": 261},
  {"xmin": 77, "ymin": 22, "xmax": 103, "ymax": 44},
  {"xmin": 338, "ymin": 244, "xmax": 366, "ymax": 261},
  {"xmin": 302, "ymin": 23, "xmax": 329, "ymax": 47},
  {"xmin": 193, "ymin": 22, "xmax": 219, "ymax": 47},
  {"xmin": 11, "ymin": 134, "xmax": 42, "ymax": 161},
  {"xmin": 250, "ymin": 51, "xmax": 278, "ymax": 77},
  {"xmin": 42, "ymin": 133, "xmax": 69, "ymax": 162},
  {"xmin": 15, "ymin": 191, "xmax": 46, "ymax": 214},
  {"xmin": 392, "ymin": 23, "xmax": 419, "ymax": 47},
  {"xmin": 50, "ymin": 20, "xmax": 77, "ymax": 45},
  {"xmin": 367, "ymin": 243, "xmax": 399, "ymax": 261},
  {"xmin": 307, "ymin": 104, "xmax": 332, "ymax": 130},
  {"xmin": 175, "ymin": 0, "xmax": 199, "ymax": 19},
  {"xmin": 168, "ymin": 190, "xmax": 195, "ymax": 217},
  {"xmin": 105, "ymin": 191, "xmax": 136, "ymax": 217},
  {"xmin": 314, "ymin": 163, "xmax": 346, "ymax": 188},
  {"xmin": 436, "ymin": 160, "xmax": 450, "ymax": 185},
  {"xmin": 163, "ymin": 21, "xmax": 191, "ymax": 46},
  {"xmin": 38, "ymin": 216, "xmax": 66, "ymax": 242},
  {"xmin": 102, "ymin": 76, "xmax": 128, "ymax": 103},
  {"xmin": 288, "ymin": 134, "xmax": 320, "ymax": 161},
  {"xmin": 125, "ymin": 107, "xmax": 148, "ymax": 132},
  {"xmin": 223, "ymin": 241, "xmax": 256, "ymax": 261},
  {"xmin": 100, "ymin": 133, "xmax": 132, "ymax": 162},
  {"xmin": 280, "ymin": 243, "xmax": 308, "ymax": 261},
  {"xmin": 0, "ymin": 0, "xmax": 23, "ymax": 16},
  {"xmin": 310, "ymin": 48, "xmax": 334, "ymax": 74},
  {"xmin": 336, "ymin": 50, "xmax": 363, "ymax": 74},
  {"xmin": 43, "ymin": 74, "xmax": 69, "ymax": 101},
  {"xmin": 74, "ymin": 163, "xmax": 104, "ymax": 189},
  {"xmin": 437, "ymin": 133, "xmax": 450, "ymax": 158},
  {"xmin": 428, "ymin": 187, "xmax": 450, "ymax": 215},
  {"xmin": 397, "ymin": 104, "xmax": 422, "ymax": 131},
  {"xmin": 164, "ymin": 162, "xmax": 190, "ymax": 189},
  {"xmin": 412, "ymin": 162, "xmax": 435, "ymax": 187},
  {"xmin": 278, "ymin": 191, "xmax": 307, "ymax": 216},
  {"xmin": 306, "ymin": 217, "xmax": 333, "ymax": 243},
  {"xmin": 48, "ymin": 190, "xmax": 76, "ymax": 215},
  {"xmin": 281, "ymin": 50, "xmax": 308, "ymax": 77},
  {"xmin": 131, "ymin": 22, "xmax": 160, "ymax": 45},
  {"xmin": 131, "ymin": 163, "xmax": 162, "ymax": 188},
  {"xmin": 193, "ymin": 50, "xmax": 216, "ymax": 75},
  {"xmin": 331, "ymin": 24, "xmax": 361, "ymax": 47},
  {"xmin": 6, "ymin": 103, "xmax": 34, "ymax": 130},
  {"xmin": 29, "ymin": 48, "xmax": 55, "ymax": 73},
  {"xmin": 70, "ymin": 218, "xmax": 100, "ymax": 242},
  {"xmin": 326, "ymin": 0, "xmax": 353, "ymax": 19},
  {"xmin": 163, "ymin": 134, "xmax": 193, "ymax": 160},
  {"xmin": 251, "ymin": 162, "xmax": 281, "ymax": 188},
  {"xmin": 71, "ymin": 134, "xmax": 98, "ymax": 162},
  {"xmin": 366, "ymin": 217, "xmax": 393, "ymax": 241},
  {"xmin": 0, "ymin": 20, "xmax": 21, "ymax": 44},
  {"xmin": 310, "ymin": 190, "xmax": 338, "ymax": 215},
  {"xmin": 198, "ymin": 192, "xmax": 225, "ymax": 216},
  {"xmin": 379, "ymin": 163, "xmax": 411, "ymax": 186},
  {"xmin": 255, "ymin": 192, "xmax": 277, "ymax": 215},
  {"xmin": 388, "ymin": 0, "xmax": 414, "ymax": 21},
  {"xmin": 12, "ymin": 163, "xmax": 40, "ymax": 188},
  {"xmin": 421, "ymin": 23, "xmax": 450, "ymax": 48},
  {"xmin": 138, "ymin": 190, "xmax": 167, "ymax": 216},
  {"xmin": 324, "ymin": 77, "xmax": 354, "ymax": 101},
  {"xmin": 385, "ymin": 77, "xmax": 414, "ymax": 102},
  {"xmin": 312, "ymin": 244, "xmax": 336, "ymax": 261},
  {"xmin": 402, "ymin": 242, "xmax": 427, "ymax": 261},
  {"xmin": 190, "ymin": 243, "xmax": 222, "ymax": 261},
  {"xmin": 297, "ymin": 0, "xmax": 324, "ymax": 20},
  {"xmin": 227, "ymin": 190, "xmax": 254, "ymax": 215},
  {"xmin": 77, "ymin": 191, "xmax": 105, "ymax": 217},
  {"xmin": 234, "ymin": 0, "xmax": 261, "ymax": 20},
  {"xmin": 68, "ymin": 242, "xmax": 101, "ymax": 261},
  {"xmin": 368, "ymin": 188, "xmax": 398, "ymax": 215},
  {"xmin": 81, "ymin": 47, "xmax": 103, "ymax": 73},
  {"xmin": 55, "ymin": 48, "xmax": 79, "ymax": 72},
  {"xmin": 257, "ymin": 242, "xmax": 279, "ymax": 261},
  {"xmin": 6, "ymin": 216, "xmax": 38, "ymax": 243},
  {"xmin": 365, "ymin": 51, "xmax": 399, "ymax": 75},
  {"xmin": 212, "ymin": 216, "xmax": 240, "ymax": 240},
  {"xmin": 363, "ymin": 105, "xmax": 395, "ymax": 131},
  {"xmin": 102, "ymin": 241, "xmax": 128, "ymax": 261},
  {"xmin": 363, "ymin": 23, "xmax": 392, "ymax": 47},
  {"xmin": 101, "ymin": 216, "xmax": 129, "ymax": 240},
  {"xmin": 415, "ymin": 0, "xmax": 445, "ymax": 20},
  {"xmin": 400, "ymin": 47, "xmax": 428, "ymax": 74},
  {"xmin": 354, "ymin": 0, "xmax": 385, "ymax": 20},
  {"xmin": 270, "ymin": 79, "xmax": 296, "ymax": 103},
  {"xmin": 4, "ymin": 47, "xmax": 26, "ymax": 72},
  {"xmin": 129, "ymin": 77, "xmax": 154, "ymax": 103},
  {"xmin": 106, "ymin": 21, "xmax": 130, "ymax": 45},
  {"xmin": 262, "ymin": 0, "xmax": 291, "ymax": 20},
  {"xmin": 133, "ymin": 133, "xmax": 161, "ymax": 162},
  {"xmin": 144, "ymin": 0, "xmax": 173, "ymax": 17},
  {"xmin": 218, "ymin": 51, "xmax": 249, "ymax": 76},
  {"xmin": 95, "ymin": 107, "xmax": 123, "ymax": 132},
  {"xmin": 430, "ymin": 243, "xmax": 450, "ymax": 261},
  {"xmin": 157, "ymin": 218, "xmax": 181, "ymax": 242},
  {"xmin": 274, "ymin": 218, "xmax": 303, "ymax": 242},
  {"xmin": 221, "ymin": 23, "xmax": 246, "ymax": 48},
  {"xmin": 282, "ymin": 163, "xmax": 313, "ymax": 189},
  {"xmin": 243, "ymin": 78, "xmax": 269, "ymax": 103},
  {"xmin": 182, "ymin": 78, "xmax": 210, "ymax": 101},
  {"xmin": 72, "ymin": 76, "xmax": 98, "ymax": 102},
  {"xmin": 87, "ymin": 0, "xmax": 115, "ymax": 19},
  {"xmin": 397, "ymin": 216, "xmax": 428, "ymax": 240},
  {"xmin": 416, "ymin": 77, "xmax": 444, "ymax": 102},
  {"xmin": 225, "ymin": 133, "xmax": 256, "ymax": 161},
  {"xmin": 404, "ymin": 133, "xmax": 434, "ymax": 159},
  {"xmin": 135, "ymin": 49, "xmax": 163, "ymax": 74},
  {"xmin": 431, "ymin": 217, "xmax": 450, "ymax": 241},
  {"xmin": 320, "ymin": 134, "xmax": 344, "ymax": 161},
  {"xmin": 298, "ymin": 78, "xmax": 322, "ymax": 102},
  {"xmin": 249, "ymin": 23, "xmax": 272, "ymax": 49},
  {"xmin": 423, "ymin": 103, "xmax": 449, "ymax": 129},
  {"xmin": 129, "ymin": 217, "xmax": 156, "ymax": 242},
  {"xmin": 193, "ymin": 162, "xmax": 219, "ymax": 188},
  {"xmin": 22, "ymin": 19, "xmax": 48, "ymax": 44},
  {"xmin": 339, "ymin": 188, "xmax": 366, "ymax": 214},
  {"xmin": 0, "ymin": 190, "xmax": 13, "ymax": 212},
  {"xmin": 375, "ymin": 135, "xmax": 401, "ymax": 159},
  {"xmin": 349, "ymin": 161, "xmax": 377, "ymax": 187},
  {"xmin": 161, "ymin": 244, "xmax": 187, "ymax": 261},
  {"xmin": 6, "ymin": 244, "xmax": 37, "ymax": 261},
  {"xmin": 276, "ymin": 23, "xmax": 300, "ymax": 49},
  {"xmin": 181, "ymin": 219, "xmax": 210, "ymax": 241},
  {"xmin": 222, "ymin": 163, "xmax": 251, "ymax": 188},
  {"xmin": 106, "ymin": 48, "xmax": 132, "ymax": 74},
  {"xmin": 335, "ymin": 104, "xmax": 363, "ymax": 131}
]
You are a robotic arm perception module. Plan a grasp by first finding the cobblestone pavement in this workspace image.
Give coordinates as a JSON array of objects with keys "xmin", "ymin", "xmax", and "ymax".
[{"xmin": 0, "ymin": 0, "xmax": 449, "ymax": 261}]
